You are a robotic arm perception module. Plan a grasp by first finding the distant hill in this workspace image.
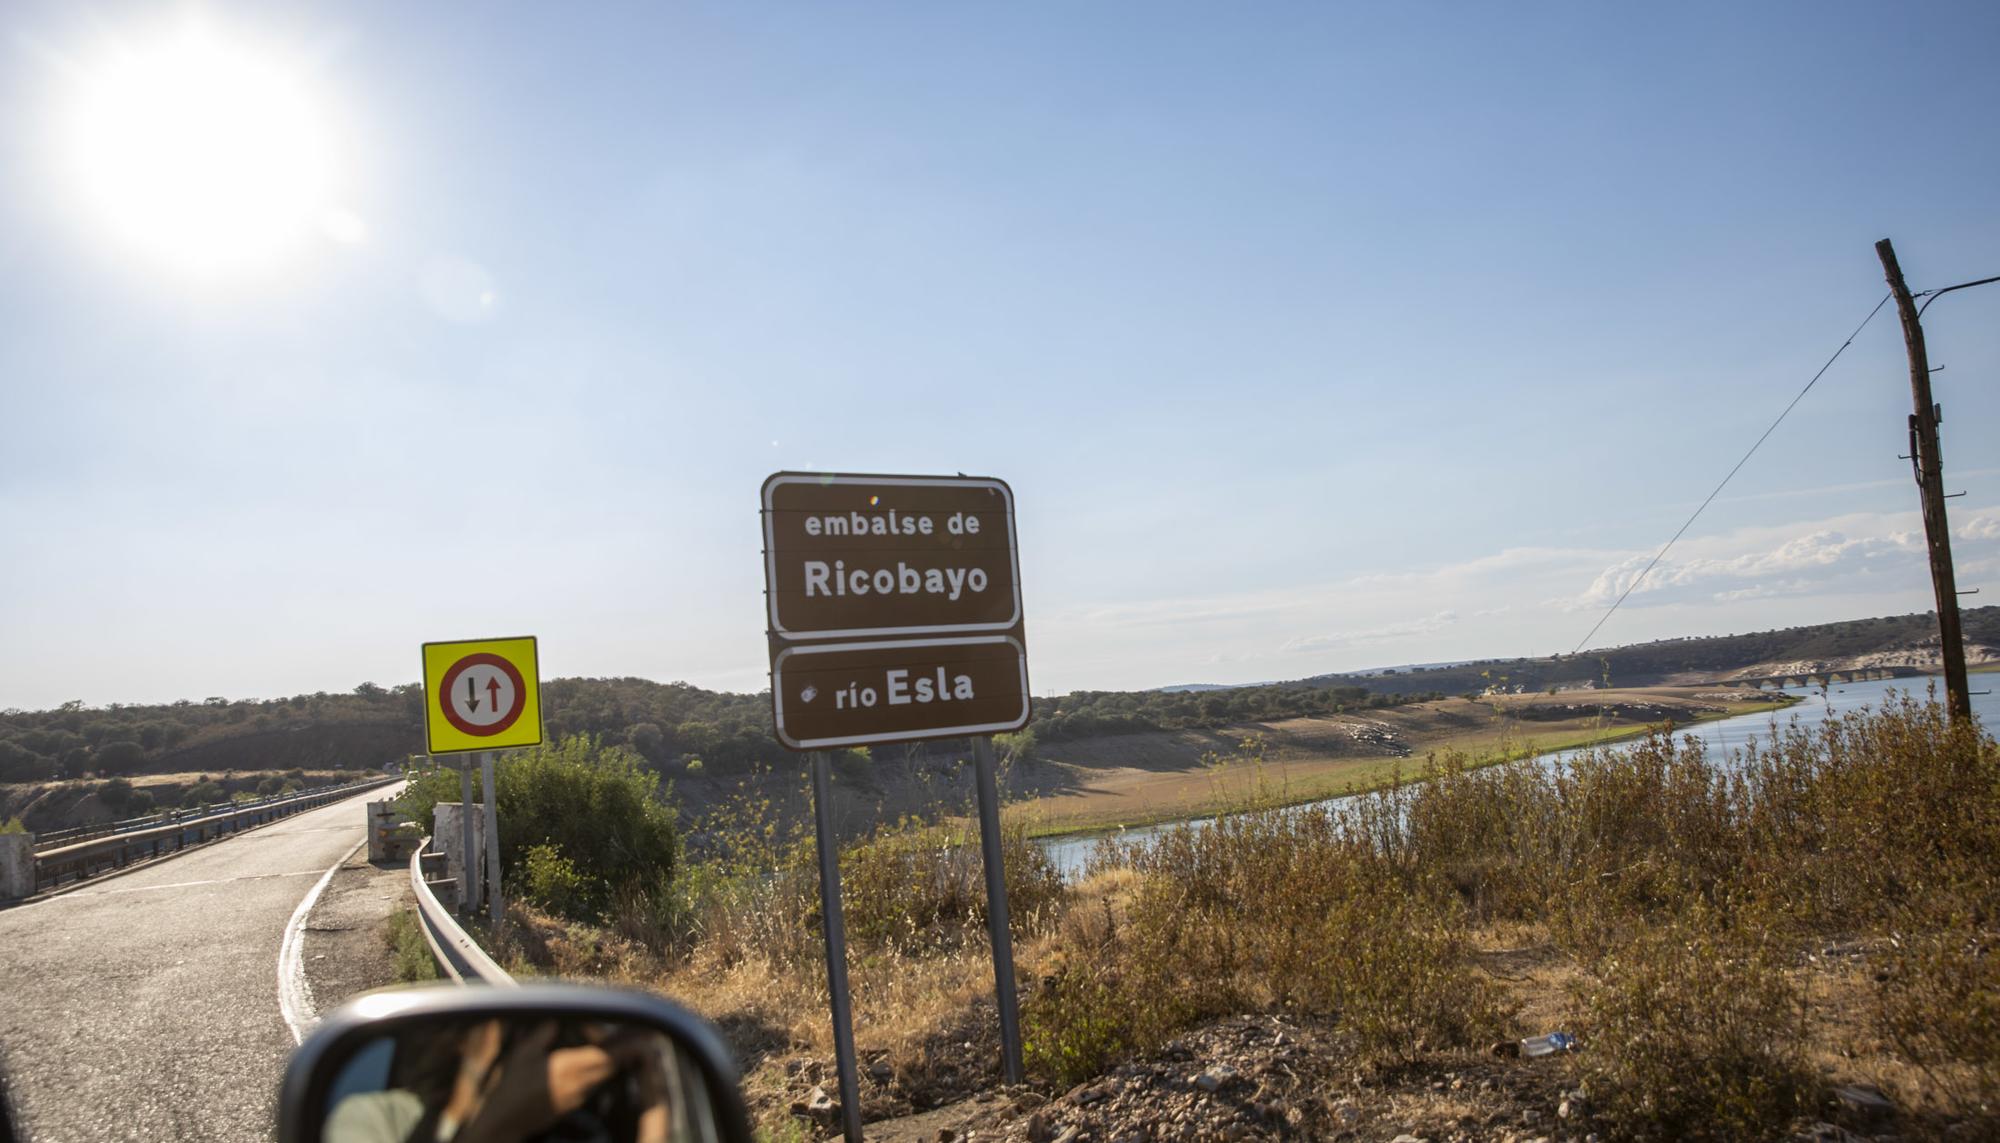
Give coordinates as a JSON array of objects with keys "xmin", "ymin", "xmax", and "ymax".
[
  {"xmin": 1299, "ymin": 606, "xmax": 2000, "ymax": 696},
  {"xmin": 3, "ymin": 606, "xmax": 1990, "ymax": 788}
]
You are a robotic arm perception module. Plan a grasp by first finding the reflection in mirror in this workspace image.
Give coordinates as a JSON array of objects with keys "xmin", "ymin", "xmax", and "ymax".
[{"xmin": 317, "ymin": 1015, "xmax": 719, "ymax": 1143}]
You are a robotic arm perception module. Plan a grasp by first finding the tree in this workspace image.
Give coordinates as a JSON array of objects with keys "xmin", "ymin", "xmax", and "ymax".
[
  {"xmin": 626, "ymin": 722, "xmax": 663, "ymax": 758},
  {"xmin": 94, "ymin": 740, "xmax": 146, "ymax": 774},
  {"xmin": 0, "ymin": 740, "xmax": 44, "ymax": 782},
  {"xmin": 59, "ymin": 746, "xmax": 91, "ymax": 778}
]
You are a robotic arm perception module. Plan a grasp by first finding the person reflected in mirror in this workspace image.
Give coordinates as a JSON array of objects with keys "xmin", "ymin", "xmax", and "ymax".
[{"xmin": 325, "ymin": 1018, "xmax": 675, "ymax": 1143}]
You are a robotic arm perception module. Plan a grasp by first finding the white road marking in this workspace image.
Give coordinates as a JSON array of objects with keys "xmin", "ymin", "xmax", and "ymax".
[
  {"xmin": 278, "ymin": 838, "xmax": 365, "ymax": 1044},
  {"xmin": 51, "ymin": 870, "xmax": 330, "ymax": 898}
]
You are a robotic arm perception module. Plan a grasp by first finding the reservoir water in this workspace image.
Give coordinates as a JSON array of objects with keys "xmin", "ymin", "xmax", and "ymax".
[{"xmin": 1039, "ymin": 674, "xmax": 1998, "ymax": 880}]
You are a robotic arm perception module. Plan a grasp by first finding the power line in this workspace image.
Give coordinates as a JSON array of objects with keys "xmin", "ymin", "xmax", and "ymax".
[{"xmin": 1569, "ymin": 292, "xmax": 1894, "ymax": 656}]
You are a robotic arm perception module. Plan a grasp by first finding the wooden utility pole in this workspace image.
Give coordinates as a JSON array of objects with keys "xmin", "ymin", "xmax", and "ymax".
[{"xmin": 1876, "ymin": 238, "xmax": 1972, "ymax": 722}]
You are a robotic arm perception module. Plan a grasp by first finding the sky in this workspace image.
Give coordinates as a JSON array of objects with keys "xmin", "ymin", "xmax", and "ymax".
[{"xmin": 2, "ymin": 1, "xmax": 1998, "ymax": 709}]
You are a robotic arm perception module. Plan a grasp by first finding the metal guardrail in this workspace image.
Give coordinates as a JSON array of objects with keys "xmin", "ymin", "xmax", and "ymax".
[
  {"xmin": 31, "ymin": 775, "xmax": 403, "ymax": 893},
  {"xmin": 409, "ymin": 834, "xmax": 516, "ymax": 986},
  {"xmin": 33, "ymin": 774, "xmax": 405, "ymax": 850}
]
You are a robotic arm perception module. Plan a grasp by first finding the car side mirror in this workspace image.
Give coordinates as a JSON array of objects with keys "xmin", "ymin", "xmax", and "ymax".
[{"xmin": 277, "ymin": 983, "xmax": 754, "ymax": 1143}]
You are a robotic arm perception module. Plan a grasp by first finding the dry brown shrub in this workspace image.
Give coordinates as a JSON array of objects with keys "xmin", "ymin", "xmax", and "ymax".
[
  {"xmin": 1024, "ymin": 802, "xmax": 1509, "ymax": 1086},
  {"xmin": 1872, "ymin": 917, "xmax": 2000, "ymax": 1114},
  {"xmin": 1571, "ymin": 915, "xmax": 1815, "ymax": 1141}
]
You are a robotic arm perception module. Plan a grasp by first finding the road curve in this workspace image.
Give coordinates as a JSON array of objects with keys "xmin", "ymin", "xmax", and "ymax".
[{"xmin": 0, "ymin": 785, "xmax": 392, "ymax": 1141}]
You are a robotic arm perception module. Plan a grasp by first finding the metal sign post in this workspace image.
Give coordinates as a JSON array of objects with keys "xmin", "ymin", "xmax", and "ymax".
[
  {"xmin": 972, "ymin": 735, "xmax": 1024, "ymax": 1083},
  {"xmin": 760, "ymin": 472, "xmax": 1035, "ymax": 1131},
  {"xmin": 810, "ymin": 752, "xmax": 864, "ymax": 1143},
  {"xmin": 457, "ymin": 757, "xmax": 478, "ymax": 917},
  {"xmin": 422, "ymin": 636, "xmax": 541, "ymax": 919},
  {"xmin": 480, "ymin": 751, "xmax": 503, "ymax": 922}
]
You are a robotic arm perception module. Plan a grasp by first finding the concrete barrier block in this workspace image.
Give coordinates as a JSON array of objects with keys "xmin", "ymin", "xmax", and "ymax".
[
  {"xmin": 368, "ymin": 800, "xmax": 419, "ymax": 863},
  {"xmin": 0, "ymin": 833, "xmax": 34, "ymax": 900}
]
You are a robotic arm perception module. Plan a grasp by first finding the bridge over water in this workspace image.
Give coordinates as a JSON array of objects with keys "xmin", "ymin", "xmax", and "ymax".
[{"xmin": 1734, "ymin": 665, "xmax": 1923, "ymax": 691}]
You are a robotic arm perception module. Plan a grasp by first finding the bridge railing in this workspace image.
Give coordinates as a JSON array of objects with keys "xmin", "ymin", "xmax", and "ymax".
[
  {"xmin": 32, "ymin": 774, "xmax": 406, "ymax": 850},
  {"xmin": 30, "ymin": 775, "xmax": 403, "ymax": 894},
  {"xmin": 409, "ymin": 834, "xmax": 515, "ymax": 986}
]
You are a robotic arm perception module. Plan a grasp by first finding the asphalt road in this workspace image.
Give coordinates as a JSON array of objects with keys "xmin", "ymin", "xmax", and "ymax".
[{"xmin": 0, "ymin": 786, "xmax": 391, "ymax": 1141}]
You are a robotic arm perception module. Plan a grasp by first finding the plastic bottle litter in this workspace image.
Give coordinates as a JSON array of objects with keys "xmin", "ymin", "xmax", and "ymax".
[{"xmin": 1520, "ymin": 1032, "xmax": 1578, "ymax": 1057}]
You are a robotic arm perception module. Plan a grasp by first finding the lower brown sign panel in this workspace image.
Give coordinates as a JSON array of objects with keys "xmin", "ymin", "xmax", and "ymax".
[{"xmin": 772, "ymin": 636, "xmax": 1030, "ymax": 750}]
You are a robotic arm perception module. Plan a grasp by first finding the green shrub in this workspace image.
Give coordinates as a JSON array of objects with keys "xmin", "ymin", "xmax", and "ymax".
[
  {"xmin": 183, "ymin": 780, "xmax": 225, "ymax": 807},
  {"xmin": 995, "ymin": 727, "xmax": 1037, "ymax": 763},
  {"xmin": 1024, "ymin": 959, "xmax": 1138, "ymax": 1087},
  {"xmin": 97, "ymin": 777, "xmax": 136, "ymax": 811},
  {"xmin": 521, "ymin": 843, "xmax": 590, "ymax": 918},
  {"xmin": 0, "ymin": 817, "xmax": 26, "ymax": 835},
  {"xmin": 385, "ymin": 908, "xmax": 440, "ymax": 983},
  {"xmin": 256, "ymin": 775, "xmax": 286, "ymax": 796},
  {"xmin": 398, "ymin": 736, "xmax": 678, "ymax": 922}
]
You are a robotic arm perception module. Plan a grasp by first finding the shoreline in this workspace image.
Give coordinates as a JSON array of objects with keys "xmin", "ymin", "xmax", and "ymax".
[{"xmin": 1009, "ymin": 693, "xmax": 1802, "ymax": 844}]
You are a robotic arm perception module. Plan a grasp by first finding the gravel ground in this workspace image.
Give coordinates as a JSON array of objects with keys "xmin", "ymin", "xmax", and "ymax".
[
  {"xmin": 0, "ymin": 788, "xmax": 388, "ymax": 1142},
  {"xmin": 298, "ymin": 849, "xmax": 409, "ymax": 1023}
]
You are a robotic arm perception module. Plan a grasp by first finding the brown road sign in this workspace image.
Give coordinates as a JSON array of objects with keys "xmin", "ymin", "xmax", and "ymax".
[
  {"xmin": 772, "ymin": 636, "xmax": 1030, "ymax": 750},
  {"xmin": 762, "ymin": 472, "xmax": 1021, "ymax": 639},
  {"xmin": 762, "ymin": 471, "xmax": 1031, "ymax": 751}
]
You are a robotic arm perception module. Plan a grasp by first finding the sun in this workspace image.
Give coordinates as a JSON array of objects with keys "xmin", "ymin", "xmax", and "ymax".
[{"xmin": 65, "ymin": 22, "xmax": 341, "ymax": 277}]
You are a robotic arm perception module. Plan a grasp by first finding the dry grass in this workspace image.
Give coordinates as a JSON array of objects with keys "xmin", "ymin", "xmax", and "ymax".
[{"xmin": 491, "ymin": 695, "xmax": 1994, "ymax": 1141}]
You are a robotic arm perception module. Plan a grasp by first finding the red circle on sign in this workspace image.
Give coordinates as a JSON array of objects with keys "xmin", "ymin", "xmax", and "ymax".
[{"xmin": 438, "ymin": 653, "xmax": 528, "ymax": 737}]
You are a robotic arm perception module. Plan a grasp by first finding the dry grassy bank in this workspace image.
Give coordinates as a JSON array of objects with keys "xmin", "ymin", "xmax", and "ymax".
[
  {"xmin": 485, "ymin": 695, "xmax": 1994, "ymax": 1142},
  {"xmin": 1005, "ymin": 686, "xmax": 1791, "ymax": 837}
]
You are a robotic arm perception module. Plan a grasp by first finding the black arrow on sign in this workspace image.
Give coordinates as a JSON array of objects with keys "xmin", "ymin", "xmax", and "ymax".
[{"xmin": 465, "ymin": 675, "xmax": 481, "ymax": 713}]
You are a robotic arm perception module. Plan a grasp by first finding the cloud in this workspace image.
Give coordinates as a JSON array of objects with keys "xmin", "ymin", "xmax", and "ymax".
[
  {"xmin": 1282, "ymin": 610, "xmax": 1459, "ymax": 654},
  {"xmin": 1075, "ymin": 593, "xmax": 1299, "ymax": 630},
  {"xmin": 1958, "ymin": 512, "xmax": 2000, "ymax": 543},
  {"xmin": 1570, "ymin": 508, "xmax": 2000, "ymax": 611},
  {"xmin": 1032, "ymin": 503, "xmax": 1997, "ymax": 692}
]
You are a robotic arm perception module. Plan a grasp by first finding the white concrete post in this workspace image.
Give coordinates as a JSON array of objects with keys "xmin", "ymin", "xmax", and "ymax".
[
  {"xmin": 431, "ymin": 803, "xmax": 486, "ymax": 913},
  {"xmin": 0, "ymin": 833, "xmax": 33, "ymax": 900}
]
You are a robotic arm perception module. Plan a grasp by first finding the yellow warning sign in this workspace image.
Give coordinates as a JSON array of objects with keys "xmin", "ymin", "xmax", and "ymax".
[{"xmin": 422, "ymin": 636, "xmax": 542, "ymax": 755}]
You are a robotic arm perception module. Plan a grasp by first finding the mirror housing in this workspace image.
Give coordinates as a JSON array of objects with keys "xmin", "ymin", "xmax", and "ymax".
[{"xmin": 278, "ymin": 983, "xmax": 754, "ymax": 1143}]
